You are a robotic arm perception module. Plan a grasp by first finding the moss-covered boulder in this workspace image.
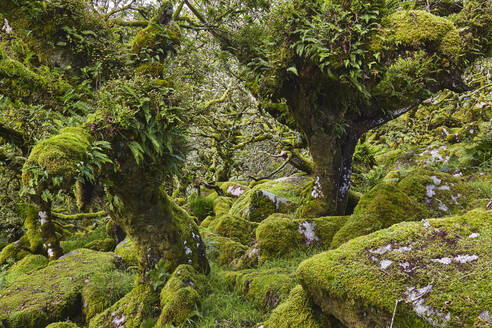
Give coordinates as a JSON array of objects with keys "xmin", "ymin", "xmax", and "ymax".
[
  {"xmin": 213, "ymin": 196, "xmax": 234, "ymax": 218},
  {"xmin": 84, "ymin": 238, "xmax": 116, "ymax": 252},
  {"xmin": 230, "ymin": 243, "xmax": 261, "ymax": 270},
  {"xmin": 331, "ymin": 183, "xmax": 428, "ymax": 248},
  {"xmin": 298, "ymin": 209, "xmax": 492, "ymax": 327},
  {"xmin": 397, "ymin": 169, "xmax": 479, "ymax": 216},
  {"xmin": 230, "ymin": 176, "xmax": 309, "ymax": 222},
  {"xmin": 89, "ymin": 284, "xmax": 160, "ymax": 328},
  {"xmin": 256, "ymin": 214, "xmax": 347, "ymax": 260},
  {"xmin": 0, "ymin": 236, "xmax": 30, "ymax": 265},
  {"xmin": 262, "ymin": 285, "xmax": 338, "ymax": 328},
  {"xmin": 114, "ymin": 238, "xmax": 138, "ymax": 267},
  {"xmin": 2, "ymin": 254, "xmax": 48, "ymax": 286},
  {"xmin": 209, "ymin": 214, "xmax": 257, "ymax": 245},
  {"xmin": 81, "ymin": 271, "xmax": 134, "ymax": 322},
  {"xmin": 225, "ymin": 268, "xmax": 296, "ymax": 311},
  {"xmin": 201, "ymin": 231, "xmax": 248, "ymax": 266},
  {"xmin": 155, "ymin": 264, "xmax": 208, "ymax": 327},
  {"xmin": 0, "ymin": 249, "xmax": 126, "ymax": 328},
  {"xmin": 219, "ymin": 182, "xmax": 249, "ymax": 197}
]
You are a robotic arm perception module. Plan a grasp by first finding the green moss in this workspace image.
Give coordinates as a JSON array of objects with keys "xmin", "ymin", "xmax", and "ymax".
[
  {"xmin": 81, "ymin": 271, "xmax": 135, "ymax": 322},
  {"xmin": 135, "ymin": 62, "xmax": 166, "ymax": 77},
  {"xmin": 131, "ymin": 24, "xmax": 180, "ymax": 60},
  {"xmin": 83, "ymin": 238, "xmax": 116, "ymax": 252},
  {"xmin": 256, "ymin": 215, "xmax": 303, "ymax": 258},
  {"xmin": 383, "ymin": 10, "xmax": 462, "ymax": 62},
  {"xmin": 229, "ymin": 177, "xmax": 308, "ymax": 222},
  {"xmin": 202, "ymin": 231, "xmax": 248, "ymax": 266},
  {"xmin": 61, "ymin": 224, "xmax": 111, "ymax": 254},
  {"xmin": 1, "ymin": 0, "xmax": 118, "ymax": 72},
  {"xmin": 213, "ymin": 196, "xmax": 233, "ymax": 218},
  {"xmin": 189, "ymin": 262, "xmax": 265, "ymax": 327},
  {"xmin": 89, "ymin": 283, "xmax": 160, "ymax": 328},
  {"xmin": 114, "ymin": 238, "xmax": 138, "ymax": 267},
  {"xmin": 189, "ymin": 196, "xmax": 214, "ymax": 221},
  {"xmin": 219, "ymin": 181, "xmax": 250, "ymax": 197},
  {"xmin": 331, "ymin": 183, "xmax": 428, "ymax": 248},
  {"xmin": 45, "ymin": 323, "xmax": 80, "ymax": 328},
  {"xmin": 0, "ymin": 48, "xmax": 69, "ymax": 105},
  {"xmin": 230, "ymin": 244, "xmax": 261, "ymax": 270},
  {"xmin": 397, "ymin": 169, "xmax": 479, "ymax": 217},
  {"xmin": 6, "ymin": 309, "xmax": 49, "ymax": 328},
  {"xmin": 296, "ymin": 199, "xmax": 328, "ymax": 219},
  {"xmin": 263, "ymin": 285, "xmax": 333, "ymax": 328},
  {"xmin": 209, "ymin": 214, "xmax": 257, "ymax": 245},
  {"xmin": 298, "ymin": 209, "xmax": 492, "ymax": 327},
  {"xmin": 0, "ymin": 249, "xmax": 125, "ymax": 328},
  {"xmin": 256, "ymin": 214, "xmax": 347, "ymax": 260},
  {"xmin": 225, "ymin": 268, "xmax": 296, "ymax": 311},
  {"xmin": 22, "ymin": 127, "xmax": 92, "ymax": 189},
  {"xmin": 156, "ymin": 264, "xmax": 208, "ymax": 326},
  {"xmin": 200, "ymin": 216, "xmax": 215, "ymax": 228},
  {"xmin": 3, "ymin": 254, "xmax": 48, "ymax": 286},
  {"xmin": 0, "ymin": 236, "xmax": 30, "ymax": 265},
  {"xmin": 23, "ymin": 206, "xmax": 43, "ymax": 253}
]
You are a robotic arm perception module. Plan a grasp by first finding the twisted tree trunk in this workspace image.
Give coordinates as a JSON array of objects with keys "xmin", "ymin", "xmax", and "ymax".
[{"xmin": 109, "ymin": 164, "xmax": 209, "ymax": 279}]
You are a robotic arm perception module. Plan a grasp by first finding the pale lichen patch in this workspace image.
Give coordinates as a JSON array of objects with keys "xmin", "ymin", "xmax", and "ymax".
[
  {"xmin": 454, "ymin": 254, "xmax": 478, "ymax": 264},
  {"xmin": 404, "ymin": 285, "xmax": 451, "ymax": 327},
  {"xmin": 431, "ymin": 257, "xmax": 452, "ymax": 265},
  {"xmin": 311, "ymin": 176, "xmax": 323, "ymax": 199},
  {"xmin": 478, "ymin": 311, "xmax": 491, "ymax": 324},
  {"xmin": 227, "ymin": 185, "xmax": 246, "ymax": 197},
  {"xmin": 111, "ymin": 312, "xmax": 126, "ymax": 328},
  {"xmin": 260, "ymin": 190, "xmax": 289, "ymax": 211},
  {"xmin": 297, "ymin": 221, "xmax": 319, "ymax": 245},
  {"xmin": 369, "ymin": 244, "xmax": 392, "ymax": 255},
  {"xmin": 426, "ymin": 184, "xmax": 436, "ymax": 198},
  {"xmin": 431, "ymin": 176, "xmax": 442, "ymax": 185},
  {"xmin": 380, "ymin": 259, "xmax": 393, "ymax": 270}
]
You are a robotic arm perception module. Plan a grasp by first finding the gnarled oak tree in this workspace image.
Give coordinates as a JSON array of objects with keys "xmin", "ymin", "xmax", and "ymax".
[{"xmin": 185, "ymin": 0, "xmax": 489, "ymax": 215}]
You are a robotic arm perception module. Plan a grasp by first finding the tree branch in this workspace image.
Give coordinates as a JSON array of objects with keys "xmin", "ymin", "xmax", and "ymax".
[
  {"xmin": 52, "ymin": 210, "xmax": 106, "ymax": 220},
  {"xmin": 201, "ymin": 182, "xmax": 225, "ymax": 196},
  {"xmin": 110, "ymin": 19, "xmax": 149, "ymax": 27},
  {"xmin": 249, "ymin": 158, "xmax": 290, "ymax": 182},
  {"xmin": 353, "ymin": 102, "xmax": 420, "ymax": 137},
  {"xmin": 103, "ymin": 0, "xmax": 137, "ymax": 20},
  {"xmin": 200, "ymin": 86, "xmax": 233, "ymax": 110},
  {"xmin": 183, "ymin": 0, "xmax": 235, "ymax": 50}
]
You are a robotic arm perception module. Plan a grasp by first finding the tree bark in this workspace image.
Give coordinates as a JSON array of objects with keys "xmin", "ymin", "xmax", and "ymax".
[
  {"xmin": 307, "ymin": 128, "xmax": 358, "ymax": 216},
  {"xmin": 110, "ymin": 167, "xmax": 210, "ymax": 280},
  {"xmin": 32, "ymin": 199, "xmax": 64, "ymax": 260}
]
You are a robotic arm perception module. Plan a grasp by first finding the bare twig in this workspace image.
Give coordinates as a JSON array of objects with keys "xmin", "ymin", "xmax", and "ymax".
[{"xmin": 390, "ymin": 299, "xmax": 401, "ymax": 328}]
